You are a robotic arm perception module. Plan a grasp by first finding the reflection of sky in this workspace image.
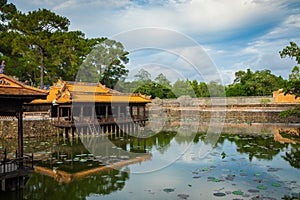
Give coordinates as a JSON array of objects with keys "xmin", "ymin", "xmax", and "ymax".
[{"xmin": 88, "ymin": 136, "xmax": 300, "ymax": 199}]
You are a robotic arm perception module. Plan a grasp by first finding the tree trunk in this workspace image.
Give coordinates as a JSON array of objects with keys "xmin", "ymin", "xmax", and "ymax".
[{"xmin": 40, "ymin": 49, "xmax": 45, "ymax": 89}]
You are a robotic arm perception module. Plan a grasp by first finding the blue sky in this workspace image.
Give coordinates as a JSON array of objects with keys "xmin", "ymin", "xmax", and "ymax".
[{"xmin": 9, "ymin": 0, "xmax": 300, "ymax": 85}]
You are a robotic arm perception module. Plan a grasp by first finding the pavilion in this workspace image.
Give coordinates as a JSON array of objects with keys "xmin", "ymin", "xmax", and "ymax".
[
  {"xmin": 32, "ymin": 80, "xmax": 151, "ymax": 136},
  {"xmin": 0, "ymin": 74, "xmax": 48, "ymax": 191}
]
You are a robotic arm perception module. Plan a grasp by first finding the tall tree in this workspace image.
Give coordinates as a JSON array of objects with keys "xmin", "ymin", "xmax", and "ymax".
[
  {"xmin": 134, "ymin": 69, "xmax": 151, "ymax": 83},
  {"xmin": 9, "ymin": 9, "xmax": 71, "ymax": 87},
  {"xmin": 155, "ymin": 73, "xmax": 171, "ymax": 87},
  {"xmin": 80, "ymin": 38, "xmax": 129, "ymax": 88}
]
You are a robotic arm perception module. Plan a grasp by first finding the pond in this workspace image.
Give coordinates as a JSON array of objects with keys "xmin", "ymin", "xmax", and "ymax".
[{"xmin": 0, "ymin": 123, "xmax": 300, "ymax": 200}]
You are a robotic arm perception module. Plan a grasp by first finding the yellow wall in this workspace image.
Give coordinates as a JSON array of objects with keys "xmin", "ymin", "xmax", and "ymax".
[{"xmin": 273, "ymin": 89, "xmax": 300, "ymax": 103}]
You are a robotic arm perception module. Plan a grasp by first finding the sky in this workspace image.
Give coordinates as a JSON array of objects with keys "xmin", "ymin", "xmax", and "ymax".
[{"xmin": 9, "ymin": 0, "xmax": 300, "ymax": 85}]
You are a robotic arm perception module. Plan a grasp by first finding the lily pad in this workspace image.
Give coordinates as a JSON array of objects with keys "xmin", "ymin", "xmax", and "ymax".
[
  {"xmin": 256, "ymin": 185, "xmax": 267, "ymax": 190},
  {"xmin": 213, "ymin": 192, "xmax": 226, "ymax": 197},
  {"xmin": 232, "ymin": 190, "xmax": 244, "ymax": 195},
  {"xmin": 202, "ymin": 167, "xmax": 209, "ymax": 171},
  {"xmin": 56, "ymin": 161, "xmax": 63, "ymax": 164},
  {"xmin": 163, "ymin": 188, "xmax": 175, "ymax": 193},
  {"xmin": 208, "ymin": 177, "xmax": 221, "ymax": 182},
  {"xmin": 271, "ymin": 183, "xmax": 281, "ymax": 187}
]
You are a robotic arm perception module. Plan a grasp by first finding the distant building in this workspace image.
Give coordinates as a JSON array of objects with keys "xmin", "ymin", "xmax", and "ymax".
[{"xmin": 272, "ymin": 89, "xmax": 300, "ymax": 103}]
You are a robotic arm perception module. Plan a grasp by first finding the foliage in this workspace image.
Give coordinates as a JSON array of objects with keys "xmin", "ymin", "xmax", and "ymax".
[
  {"xmin": 172, "ymin": 79, "xmax": 195, "ymax": 97},
  {"xmin": 155, "ymin": 73, "xmax": 171, "ymax": 88},
  {"xmin": 278, "ymin": 42, "xmax": 300, "ymax": 120},
  {"xmin": 121, "ymin": 71, "xmax": 176, "ymax": 99},
  {"xmin": 226, "ymin": 69, "xmax": 286, "ymax": 96},
  {"xmin": 80, "ymin": 38, "xmax": 129, "ymax": 88},
  {"xmin": 260, "ymin": 98, "xmax": 271, "ymax": 104},
  {"xmin": 280, "ymin": 42, "xmax": 300, "ymax": 96},
  {"xmin": 134, "ymin": 69, "xmax": 151, "ymax": 83},
  {"xmin": 280, "ymin": 42, "xmax": 300, "ymax": 65},
  {"xmin": 9, "ymin": 9, "xmax": 71, "ymax": 87},
  {"xmin": 0, "ymin": 3, "xmax": 130, "ymax": 89},
  {"xmin": 279, "ymin": 105, "xmax": 300, "ymax": 118}
]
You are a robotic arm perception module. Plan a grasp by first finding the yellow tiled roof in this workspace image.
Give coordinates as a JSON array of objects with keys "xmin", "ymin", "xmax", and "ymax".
[
  {"xmin": 0, "ymin": 74, "xmax": 48, "ymax": 97},
  {"xmin": 31, "ymin": 86, "xmax": 60, "ymax": 104},
  {"xmin": 32, "ymin": 80, "xmax": 151, "ymax": 104},
  {"xmin": 57, "ymin": 93, "xmax": 151, "ymax": 104}
]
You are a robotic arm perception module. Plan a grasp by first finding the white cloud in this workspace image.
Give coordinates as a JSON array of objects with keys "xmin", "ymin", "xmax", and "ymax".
[{"xmin": 8, "ymin": 0, "xmax": 300, "ymax": 85}]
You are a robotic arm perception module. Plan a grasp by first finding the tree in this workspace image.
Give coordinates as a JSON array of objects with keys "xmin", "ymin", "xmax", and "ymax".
[
  {"xmin": 0, "ymin": 0, "xmax": 16, "ymax": 31},
  {"xmin": 280, "ymin": 42, "xmax": 300, "ymax": 65},
  {"xmin": 155, "ymin": 73, "xmax": 171, "ymax": 88},
  {"xmin": 172, "ymin": 79, "xmax": 195, "ymax": 97},
  {"xmin": 278, "ymin": 43, "xmax": 300, "ymax": 120},
  {"xmin": 134, "ymin": 69, "xmax": 151, "ymax": 83},
  {"xmin": 80, "ymin": 38, "xmax": 129, "ymax": 88},
  {"xmin": 9, "ymin": 9, "xmax": 71, "ymax": 88},
  {"xmin": 226, "ymin": 69, "xmax": 286, "ymax": 96},
  {"xmin": 280, "ymin": 42, "xmax": 300, "ymax": 97},
  {"xmin": 207, "ymin": 81, "xmax": 225, "ymax": 97}
]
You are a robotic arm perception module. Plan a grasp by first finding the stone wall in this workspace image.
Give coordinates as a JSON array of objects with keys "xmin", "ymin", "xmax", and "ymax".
[
  {"xmin": 0, "ymin": 118, "xmax": 56, "ymax": 138},
  {"xmin": 150, "ymin": 96, "xmax": 274, "ymax": 107},
  {"xmin": 148, "ymin": 96, "xmax": 300, "ymax": 124}
]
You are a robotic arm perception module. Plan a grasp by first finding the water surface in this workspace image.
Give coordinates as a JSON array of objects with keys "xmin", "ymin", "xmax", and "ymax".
[{"xmin": 1, "ymin": 124, "xmax": 300, "ymax": 200}]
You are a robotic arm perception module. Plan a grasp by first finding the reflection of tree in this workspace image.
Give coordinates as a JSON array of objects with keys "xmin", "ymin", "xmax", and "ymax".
[
  {"xmin": 282, "ymin": 144, "xmax": 300, "ymax": 169},
  {"xmin": 226, "ymin": 134, "xmax": 288, "ymax": 161},
  {"xmin": 110, "ymin": 131, "xmax": 177, "ymax": 154},
  {"xmin": 194, "ymin": 133, "xmax": 290, "ymax": 162},
  {"xmin": 24, "ymin": 168, "xmax": 129, "ymax": 199}
]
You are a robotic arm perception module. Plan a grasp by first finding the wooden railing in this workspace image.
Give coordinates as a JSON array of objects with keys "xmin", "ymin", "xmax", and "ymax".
[
  {"xmin": 0, "ymin": 149, "xmax": 34, "ymax": 174},
  {"xmin": 53, "ymin": 115, "xmax": 148, "ymax": 127}
]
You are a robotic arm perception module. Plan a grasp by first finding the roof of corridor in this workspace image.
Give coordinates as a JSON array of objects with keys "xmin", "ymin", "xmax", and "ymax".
[{"xmin": 32, "ymin": 80, "xmax": 151, "ymax": 104}]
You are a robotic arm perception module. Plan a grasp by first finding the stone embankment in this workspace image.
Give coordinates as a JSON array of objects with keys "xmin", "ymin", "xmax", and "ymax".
[
  {"xmin": 1, "ymin": 96, "xmax": 299, "ymax": 138},
  {"xmin": 147, "ymin": 96, "xmax": 300, "ymax": 124},
  {"xmin": 0, "ymin": 117, "xmax": 56, "ymax": 138}
]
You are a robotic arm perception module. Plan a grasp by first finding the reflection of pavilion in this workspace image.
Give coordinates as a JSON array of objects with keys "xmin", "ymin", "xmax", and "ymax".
[
  {"xmin": 32, "ymin": 133, "xmax": 153, "ymax": 185},
  {"xmin": 34, "ymin": 154, "xmax": 151, "ymax": 184},
  {"xmin": 32, "ymin": 130, "xmax": 177, "ymax": 184},
  {"xmin": 32, "ymin": 80, "xmax": 151, "ymax": 136}
]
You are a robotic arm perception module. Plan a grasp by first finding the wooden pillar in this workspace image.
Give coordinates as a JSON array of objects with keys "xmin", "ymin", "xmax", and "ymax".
[
  {"xmin": 118, "ymin": 105, "xmax": 121, "ymax": 119},
  {"xmin": 67, "ymin": 107, "xmax": 70, "ymax": 121},
  {"xmin": 16, "ymin": 108, "xmax": 24, "ymax": 165},
  {"xmin": 80, "ymin": 105, "xmax": 84, "ymax": 121},
  {"xmin": 143, "ymin": 105, "xmax": 146, "ymax": 118},
  {"xmin": 105, "ymin": 105, "xmax": 108, "ymax": 120},
  {"xmin": 129, "ymin": 105, "xmax": 133, "ymax": 117},
  {"xmin": 57, "ymin": 106, "xmax": 60, "ymax": 122},
  {"xmin": 91, "ymin": 106, "xmax": 95, "ymax": 122},
  {"xmin": 137, "ymin": 105, "xmax": 140, "ymax": 117}
]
